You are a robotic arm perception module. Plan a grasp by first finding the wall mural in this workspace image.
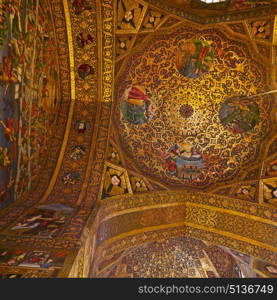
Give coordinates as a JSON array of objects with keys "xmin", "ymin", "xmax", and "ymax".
[
  {"xmin": 121, "ymin": 85, "xmax": 156, "ymax": 125},
  {"xmin": 0, "ymin": 0, "xmax": 274, "ymax": 278},
  {"xmin": 0, "ymin": 248, "xmax": 66, "ymax": 269},
  {"xmin": 163, "ymin": 143, "xmax": 205, "ymax": 181},
  {"xmin": 232, "ymin": 182, "xmax": 258, "ymax": 202},
  {"xmin": 260, "ymin": 177, "xmax": 277, "ymax": 207},
  {"xmin": 4, "ymin": 203, "xmax": 74, "ymax": 238},
  {"xmin": 219, "ymin": 96, "xmax": 260, "ymax": 134},
  {"xmin": 0, "ymin": 244, "xmax": 72, "ymax": 278},
  {"xmin": 176, "ymin": 39, "xmax": 215, "ymax": 79},
  {"xmin": 101, "ymin": 162, "xmax": 131, "ymax": 199},
  {"xmin": 0, "ymin": 0, "xmax": 60, "ymax": 208},
  {"xmin": 115, "ymin": 25, "xmax": 274, "ymax": 188}
]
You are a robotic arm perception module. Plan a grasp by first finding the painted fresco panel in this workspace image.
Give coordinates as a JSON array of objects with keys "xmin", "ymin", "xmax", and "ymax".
[{"xmin": 0, "ymin": 0, "xmax": 61, "ymax": 208}]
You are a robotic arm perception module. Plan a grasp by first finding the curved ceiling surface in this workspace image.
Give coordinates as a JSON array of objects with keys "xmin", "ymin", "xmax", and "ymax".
[
  {"xmin": 102, "ymin": 236, "xmax": 243, "ymax": 278},
  {"xmin": 114, "ymin": 24, "xmax": 274, "ymax": 188}
]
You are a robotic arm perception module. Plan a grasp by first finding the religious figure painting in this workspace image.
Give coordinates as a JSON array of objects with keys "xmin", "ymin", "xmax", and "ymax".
[
  {"xmin": 70, "ymin": 145, "xmax": 86, "ymax": 161},
  {"xmin": 101, "ymin": 163, "xmax": 131, "ymax": 199},
  {"xmin": 72, "ymin": 0, "xmax": 92, "ymax": 15},
  {"xmin": 0, "ymin": 0, "xmax": 61, "ymax": 208},
  {"xmin": 121, "ymin": 85, "xmax": 155, "ymax": 125},
  {"xmin": 264, "ymin": 158, "xmax": 277, "ymax": 177},
  {"xmin": 62, "ymin": 171, "xmax": 81, "ymax": 185},
  {"xmin": 115, "ymin": 25, "xmax": 273, "ymax": 188},
  {"xmin": 78, "ymin": 64, "xmax": 94, "ymax": 79},
  {"xmin": 102, "ymin": 169, "xmax": 128, "ymax": 198},
  {"xmin": 75, "ymin": 120, "xmax": 88, "ymax": 133},
  {"xmin": 163, "ymin": 143, "xmax": 205, "ymax": 180},
  {"xmin": 261, "ymin": 179, "xmax": 277, "ymax": 207},
  {"xmin": 77, "ymin": 32, "xmax": 94, "ymax": 48},
  {"xmin": 219, "ymin": 96, "xmax": 260, "ymax": 134},
  {"xmin": 0, "ymin": 146, "xmax": 10, "ymax": 168},
  {"xmin": 232, "ymin": 183, "xmax": 257, "ymax": 202},
  {"xmin": 107, "ymin": 143, "xmax": 122, "ymax": 165},
  {"xmin": 6, "ymin": 206, "xmax": 73, "ymax": 238},
  {"xmin": 0, "ymin": 248, "xmax": 66, "ymax": 269},
  {"xmin": 130, "ymin": 176, "xmax": 149, "ymax": 193},
  {"xmin": 176, "ymin": 39, "xmax": 214, "ymax": 79}
]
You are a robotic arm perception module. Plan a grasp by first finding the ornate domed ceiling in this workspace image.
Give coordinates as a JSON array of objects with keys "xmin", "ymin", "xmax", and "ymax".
[
  {"xmin": 114, "ymin": 23, "xmax": 275, "ymax": 189},
  {"xmin": 97, "ymin": 236, "xmax": 266, "ymax": 278},
  {"xmin": 0, "ymin": 0, "xmax": 276, "ymax": 279},
  {"xmin": 100, "ymin": 237, "xmax": 243, "ymax": 278}
]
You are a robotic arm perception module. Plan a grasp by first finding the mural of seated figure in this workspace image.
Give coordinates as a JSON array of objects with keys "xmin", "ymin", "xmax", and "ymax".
[{"xmin": 164, "ymin": 143, "xmax": 205, "ymax": 180}]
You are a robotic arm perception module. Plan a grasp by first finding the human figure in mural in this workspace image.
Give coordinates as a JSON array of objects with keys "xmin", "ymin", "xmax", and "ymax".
[
  {"xmin": 70, "ymin": 145, "xmax": 86, "ymax": 161},
  {"xmin": 121, "ymin": 85, "xmax": 155, "ymax": 125},
  {"xmin": 78, "ymin": 64, "xmax": 94, "ymax": 79},
  {"xmin": 0, "ymin": 56, "xmax": 18, "ymax": 92},
  {"xmin": 130, "ymin": 177, "xmax": 148, "ymax": 193},
  {"xmin": 0, "ymin": 0, "xmax": 61, "ymax": 207},
  {"xmin": 0, "ymin": 146, "xmax": 10, "ymax": 168},
  {"xmin": 7, "ymin": 253, "xmax": 27, "ymax": 267},
  {"xmin": 72, "ymin": 0, "xmax": 92, "ymax": 15},
  {"xmin": 7, "ymin": 36, "xmax": 25, "ymax": 79},
  {"xmin": 0, "ymin": 250, "xmax": 12, "ymax": 263},
  {"xmin": 77, "ymin": 32, "xmax": 94, "ymax": 48},
  {"xmin": 263, "ymin": 183, "xmax": 277, "ymax": 206},
  {"xmin": 0, "ymin": 2, "xmax": 23, "ymax": 91},
  {"xmin": 0, "ymin": 118, "xmax": 16, "ymax": 142},
  {"xmin": 76, "ymin": 120, "xmax": 87, "ymax": 133},
  {"xmin": 163, "ymin": 143, "xmax": 205, "ymax": 180},
  {"xmin": 235, "ymin": 184, "xmax": 256, "ymax": 201},
  {"xmin": 219, "ymin": 96, "xmax": 260, "ymax": 134},
  {"xmin": 11, "ymin": 214, "xmax": 45, "ymax": 230},
  {"xmin": 265, "ymin": 265, "xmax": 277, "ymax": 275},
  {"xmin": 176, "ymin": 39, "xmax": 214, "ymax": 79},
  {"xmin": 107, "ymin": 175, "xmax": 123, "ymax": 195},
  {"xmin": 265, "ymin": 159, "xmax": 277, "ymax": 177},
  {"xmin": 102, "ymin": 168, "xmax": 128, "ymax": 198},
  {"xmin": 0, "ymin": 12, "xmax": 8, "ymax": 50},
  {"xmin": 108, "ymin": 146, "xmax": 121, "ymax": 164},
  {"xmin": 62, "ymin": 171, "xmax": 81, "ymax": 185},
  {"xmin": 21, "ymin": 251, "xmax": 53, "ymax": 268},
  {"xmin": 10, "ymin": 209, "xmax": 69, "ymax": 238},
  {"xmin": 0, "ymin": 248, "xmax": 66, "ymax": 269},
  {"xmin": 0, "ymin": 249, "xmax": 31, "ymax": 267},
  {"xmin": 4, "ymin": 1, "xmax": 22, "ymax": 35}
]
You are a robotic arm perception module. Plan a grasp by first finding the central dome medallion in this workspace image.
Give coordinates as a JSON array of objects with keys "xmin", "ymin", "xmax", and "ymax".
[
  {"xmin": 115, "ymin": 26, "xmax": 272, "ymax": 188},
  {"xmin": 179, "ymin": 104, "xmax": 194, "ymax": 118}
]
